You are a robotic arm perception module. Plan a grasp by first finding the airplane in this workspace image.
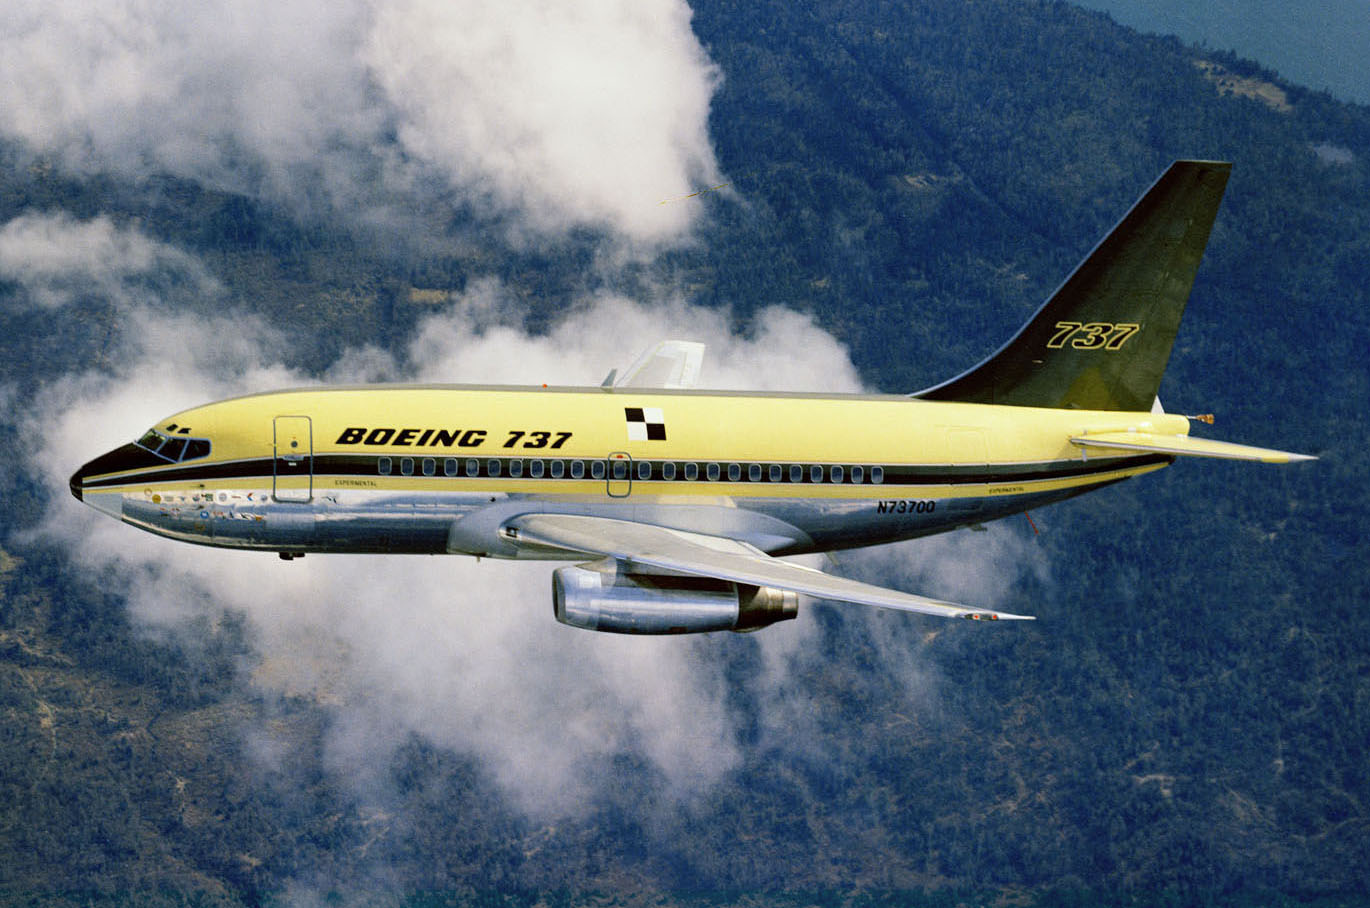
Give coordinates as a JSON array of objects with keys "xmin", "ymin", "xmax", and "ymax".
[{"xmin": 69, "ymin": 161, "xmax": 1313, "ymax": 634}]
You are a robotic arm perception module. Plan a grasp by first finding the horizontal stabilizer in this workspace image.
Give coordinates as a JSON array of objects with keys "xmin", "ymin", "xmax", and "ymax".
[
  {"xmin": 1070, "ymin": 431, "xmax": 1316, "ymax": 464},
  {"xmin": 505, "ymin": 513, "xmax": 1034, "ymax": 622}
]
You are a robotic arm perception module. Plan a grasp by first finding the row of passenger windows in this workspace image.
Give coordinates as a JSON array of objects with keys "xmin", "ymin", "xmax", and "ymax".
[
  {"xmin": 376, "ymin": 456, "xmax": 886, "ymax": 485},
  {"xmin": 136, "ymin": 429, "xmax": 212, "ymax": 463}
]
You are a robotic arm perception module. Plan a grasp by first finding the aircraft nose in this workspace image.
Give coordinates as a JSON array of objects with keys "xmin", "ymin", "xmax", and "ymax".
[{"xmin": 69, "ymin": 445, "xmax": 143, "ymax": 520}]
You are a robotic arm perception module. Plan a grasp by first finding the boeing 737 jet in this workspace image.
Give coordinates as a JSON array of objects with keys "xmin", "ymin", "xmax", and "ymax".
[{"xmin": 70, "ymin": 161, "xmax": 1313, "ymax": 633}]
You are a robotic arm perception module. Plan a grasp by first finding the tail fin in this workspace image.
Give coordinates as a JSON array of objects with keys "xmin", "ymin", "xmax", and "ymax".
[{"xmin": 916, "ymin": 160, "xmax": 1231, "ymax": 411}]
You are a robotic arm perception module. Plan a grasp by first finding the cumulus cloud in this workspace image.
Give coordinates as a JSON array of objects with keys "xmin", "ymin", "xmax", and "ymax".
[
  {"xmin": 401, "ymin": 278, "xmax": 864, "ymax": 392},
  {"xmin": 366, "ymin": 0, "xmax": 720, "ymax": 241},
  {"xmin": 0, "ymin": 0, "xmax": 720, "ymax": 243},
  {"xmin": 845, "ymin": 528, "xmax": 1051, "ymax": 611},
  {"xmin": 0, "ymin": 211, "xmax": 218, "ymax": 309}
]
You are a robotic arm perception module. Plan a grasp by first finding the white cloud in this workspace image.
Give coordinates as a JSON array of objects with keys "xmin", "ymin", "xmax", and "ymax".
[
  {"xmin": 365, "ymin": 0, "xmax": 720, "ymax": 242},
  {"xmin": 0, "ymin": 0, "xmax": 382, "ymax": 201},
  {"xmin": 0, "ymin": 211, "xmax": 218, "ymax": 309},
  {"xmin": 0, "ymin": 0, "xmax": 720, "ymax": 244},
  {"xmin": 404, "ymin": 278, "xmax": 865, "ymax": 393},
  {"xmin": 845, "ymin": 528, "xmax": 1051, "ymax": 611}
]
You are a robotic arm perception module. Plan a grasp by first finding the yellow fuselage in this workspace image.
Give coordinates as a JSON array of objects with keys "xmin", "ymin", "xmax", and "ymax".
[{"xmin": 72, "ymin": 384, "xmax": 1180, "ymax": 557}]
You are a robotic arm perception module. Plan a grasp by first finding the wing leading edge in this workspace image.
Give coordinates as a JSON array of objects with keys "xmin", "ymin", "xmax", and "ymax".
[{"xmin": 504, "ymin": 513, "xmax": 1034, "ymax": 622}]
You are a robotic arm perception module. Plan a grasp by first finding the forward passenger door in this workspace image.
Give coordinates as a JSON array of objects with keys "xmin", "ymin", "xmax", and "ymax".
[{"xmin": 273, "ymin": 416, "xmax": 313, "ymax": 502}]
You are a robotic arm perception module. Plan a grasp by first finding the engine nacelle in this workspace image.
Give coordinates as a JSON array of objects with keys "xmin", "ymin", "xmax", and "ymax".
[{"xmin": 552, "ymin": 563, "xmax": 798, "ymax": 634}]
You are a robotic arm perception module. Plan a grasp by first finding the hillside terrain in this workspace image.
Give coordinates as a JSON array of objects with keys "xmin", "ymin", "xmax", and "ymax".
[{"xmin": 1, "ymin": 0, "xmax": 1368, "ymax": 904}]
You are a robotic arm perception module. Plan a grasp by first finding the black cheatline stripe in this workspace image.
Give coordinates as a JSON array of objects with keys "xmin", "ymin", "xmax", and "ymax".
[
  {"xmin": 83, "ymin": 457, "xmax": 273, "ymax": 488},
  {"xmin": 82, "ymin": 452, "xmax": 1169, "ymax": 490},
  {"xmin": 877, "ymin": 454, "xmax": 1171, "ymax": 485}
]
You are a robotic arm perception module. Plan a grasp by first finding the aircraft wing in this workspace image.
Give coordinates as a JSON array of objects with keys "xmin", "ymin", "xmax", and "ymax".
[
  {"xmin": 615, "ymin": 340, "xmax": 705, "ymax": 389},
  {"xmin": 504, "ymin": 513, "xmax": 1034, "ymax": 621}
]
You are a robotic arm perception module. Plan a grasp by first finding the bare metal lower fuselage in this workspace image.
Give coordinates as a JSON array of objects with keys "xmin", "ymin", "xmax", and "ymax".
[{"xmin": 92, "ymin": 479, "xmax": 1113, "ymax": 560}]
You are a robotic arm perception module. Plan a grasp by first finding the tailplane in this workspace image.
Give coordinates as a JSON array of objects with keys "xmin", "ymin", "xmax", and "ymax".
[{"xmin": 916, "ymin": 161, "xmax": 1231, "ymax": 411}]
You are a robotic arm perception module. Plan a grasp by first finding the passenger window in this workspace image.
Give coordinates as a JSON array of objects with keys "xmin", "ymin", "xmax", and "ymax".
[
  {"xmin": 550, "ymin": 460, "xmax": 565, "ymax": 478},
  {"xmin": 590, "ymin": 461, "xmax": 605, "ymax": 480},
  {"xmin": 466, "ymin": 458, "xmax": 479, "ymax": 477},
  {"xmin": 769, "ymin": 464, "xmax": 781, "ymax": 482},
  {"xmin": 871, "ymin": 466, "xmax": 885, "ymax": 484},
  {"xmin": 662, "ymin": 462, "xmax": 677, "ymax": 480},
  {"xmin": 637, "ymin": 461, "xmax": 651, "ymax": 480},
  {"xmin": 684, "ymin": 463, "xmax": 698, "ymax": 481},
  {"xmin": 831, "ymin": 465, "xmax": 844, "ymax": 483},
  {"xmin": 422, "ymin": 458, "xmax": 436, "ymax": 476},
  {"xmin": 444, "ymin": 458, "xmax": 457, "ymax": 477},
  {"xmin": 401, "ymin": 457, "xmax": 414, "ymax": 476},
  {"xmin": 529, "ymin": 460, "xmax": 545, "ymax": 478},
  {"xmin": 707, "ymin": 463, "xmax": 720, "ymax": 481},
  {"xmin": 379, "ymin": 457, "xmax": 392, "ymax": 475},
  {"xmin": 487, "ymin": 459, "xmax": 501, "ymax": 477},
  {"xmin": 851, "ymin": 465, "xmax": 864, "ymax": 484},
  {"xmin": 610, "ymin": 460, "xmax": 627, "ymax": 480},
  {"xmin": 790, "ymin": 464, "xmax": 803, "ymax": 483},
  {"xmin": 184, "ymin": 439, "xmax": 211, "ymax": 461},
  {"xmin": 727, "ymin": 463, "xmax": 741, "ymax": 482},
  {"xmin": 509, "ymin": 459, "xmax": 523, "ymax": 478},
  {"xmin": 571, "ymin": 461, "xmax": 585, "ymax": 479},
  {"xmin": 810, "ymin": 465, "xmax": 823, "ymax": 483}
]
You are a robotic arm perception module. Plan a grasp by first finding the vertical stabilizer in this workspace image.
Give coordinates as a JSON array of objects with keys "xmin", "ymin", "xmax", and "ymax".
[{"xmin": 916, "ymin": 161, "xmax": 1231, "ymax": 411}]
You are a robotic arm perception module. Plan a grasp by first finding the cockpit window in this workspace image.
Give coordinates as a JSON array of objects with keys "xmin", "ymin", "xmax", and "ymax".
[{"xmin": 135, "ymin": 428, "xmax": 212, "ymax": 463}]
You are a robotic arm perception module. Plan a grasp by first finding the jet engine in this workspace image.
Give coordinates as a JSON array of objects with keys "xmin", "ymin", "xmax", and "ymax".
[{"xmin": 552, "ymin": 563, "xmax": 798, "ymax": 634}]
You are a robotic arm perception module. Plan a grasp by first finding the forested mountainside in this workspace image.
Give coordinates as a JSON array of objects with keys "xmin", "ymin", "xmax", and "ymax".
[{"xmin": 1, "ymin": 0, "xmax": 1367, "ymax": 904}]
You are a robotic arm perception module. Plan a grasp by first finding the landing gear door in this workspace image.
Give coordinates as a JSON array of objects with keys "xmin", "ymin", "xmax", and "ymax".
[{"xmin": 273, "ymin": 416, "xmax": 313, "ymax": 502}]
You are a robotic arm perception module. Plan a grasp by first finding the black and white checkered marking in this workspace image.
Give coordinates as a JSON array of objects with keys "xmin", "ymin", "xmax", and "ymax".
[{"xmin": 624, "ymin": 407, "xmax": 666, "ymax": 441}]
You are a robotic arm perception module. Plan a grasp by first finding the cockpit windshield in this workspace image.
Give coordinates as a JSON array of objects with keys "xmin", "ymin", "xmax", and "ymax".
[{"xmin": 135, "ymin": 428, "xmax": 212, "ymax": 463}]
